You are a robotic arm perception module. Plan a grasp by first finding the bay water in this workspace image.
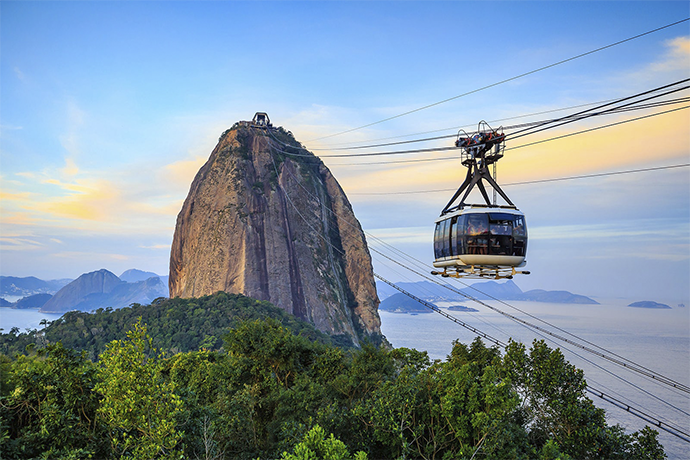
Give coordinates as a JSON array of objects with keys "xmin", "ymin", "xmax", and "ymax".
[{"xmin": 0, "ymin": 307, "xmax": 62, "ymax": 333}]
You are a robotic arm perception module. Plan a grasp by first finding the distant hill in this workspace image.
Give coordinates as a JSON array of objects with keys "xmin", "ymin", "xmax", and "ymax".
[
  {"xmin": 520, "ymin": 289, "xmax": 599, "ymax": 304},
  {"xmin": 379, "ymin": 293, "xmax": 433, "ymax": 314},
  {"xmin": 40, "ymin": 269, "xmax": 123, "ymax": 313},
  {"xmin": 0, "ymin": 292, "xmax": 353, "ymax": 358},
  {"xmin": 376, "ymin": 280, "xmax": 598, "ymax": 305},
  {"xmin": 40, "ymin": 269, "xmax": 167, "ymax": 313},
  {"xmin": 448, "ymin": 305, "xmax": 479, "ymax": 312},
  {"xmin": 0, "ymin": 276, "xmax": 71, "ymax": 299},
  {"xmin": 13, "ymin": 293, "xmax": 53, "ymax": 310},
  {"xmin": 119, "ymin": 269, "xmax": 160, "ymax": 283},
  {"xmin": 628, "ymin": 301, "xmax": 671, "ymax": 309}
]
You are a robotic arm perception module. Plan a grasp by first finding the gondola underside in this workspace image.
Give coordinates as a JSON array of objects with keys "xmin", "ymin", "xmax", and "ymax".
[{"xmin": 432, "ymin": 209, "xmax": 530, "ymax": 279}]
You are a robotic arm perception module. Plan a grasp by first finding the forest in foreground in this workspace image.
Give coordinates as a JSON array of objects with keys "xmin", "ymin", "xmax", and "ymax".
[{"xmin": 0, "ymin": 293, "xmax": 666, "ymax": 459}]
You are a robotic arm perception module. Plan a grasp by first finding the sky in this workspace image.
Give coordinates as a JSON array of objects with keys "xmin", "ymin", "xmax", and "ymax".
[{"xmin": 1, "ymin": 1, "xmax": 689, "ymax": 304}]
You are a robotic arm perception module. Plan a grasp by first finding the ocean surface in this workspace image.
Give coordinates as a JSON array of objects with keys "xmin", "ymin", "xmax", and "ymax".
[
  {"xmin": 1, "ymin": 300, "xmax": 688, "ymax": 458},
  {"xmin": 380, "ymin": 298, "xmax": 690, "ymax": 460},
  {"xmin": 0, "ymin": 307, "xmax": 62, "ymax": 333}
]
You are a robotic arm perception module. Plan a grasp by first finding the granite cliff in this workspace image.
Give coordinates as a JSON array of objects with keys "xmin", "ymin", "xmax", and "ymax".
[{"xmin": 169, "ymin": 121, "xmax": 382, "ymax": 345}]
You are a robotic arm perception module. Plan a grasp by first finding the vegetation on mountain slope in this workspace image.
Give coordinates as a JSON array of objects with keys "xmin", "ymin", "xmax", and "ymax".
[
  {"xmin": 0, "ymin": 292, "xmax": 354, "ymax": 359},
  {"xmin": 0, "ymin": 309, "xmax": 665, "ymax": 459}
]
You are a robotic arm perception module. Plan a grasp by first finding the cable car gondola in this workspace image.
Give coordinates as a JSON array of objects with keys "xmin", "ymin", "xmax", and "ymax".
[{"xmin": 432, "ymin": 122, "xmax": 530, "ymax": 279}]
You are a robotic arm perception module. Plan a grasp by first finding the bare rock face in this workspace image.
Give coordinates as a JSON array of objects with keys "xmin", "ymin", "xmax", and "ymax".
[{"xmin": 169, "ymin": 123, "xmax": 382, "ymax": 345}]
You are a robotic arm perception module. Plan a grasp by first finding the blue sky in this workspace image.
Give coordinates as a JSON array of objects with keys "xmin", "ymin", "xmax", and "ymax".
[{"xmin": 1, "ymin": 1, "xmax": 689, "ymax": 303}]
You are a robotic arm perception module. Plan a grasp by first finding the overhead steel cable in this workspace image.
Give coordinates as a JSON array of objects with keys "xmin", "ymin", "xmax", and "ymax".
[
  {"xmin": 375, "ymin": 274, "xmax": 507, "ymax": 348},
  {"xmin": 370, "ymin": 244, "xmax": 690, "ymax": 397},
  {"xmin": 586, "ymin": 388, "xmax": 690, "ymax": 443},
  {"xmin": 268, "ymin": 99, "xmax": 690, "ymax": 160},
  {"xmin": 263, "ymin": 130, "xmax": 690, "ymax": 396},
  {"xmin": 371, "ymin": 248, "xmax": 690, "ymax": 434},
  {"xmin": 347, "ymin": 164, "xmax": 690, "ymax": 195},
  {"xmin": 503, "ymin": 79, "xmax": 690, "ymax": 143},
  {"xmin": 261, "ymin": 130, "xmax": 690, "ymax": 442},
  {"xmin": 375, "ymin": 248, "xmax": 690, "ymax": 419},
  {"xmin": 263, "ymin": 136, "xmax": 509, "ymax": 351},
  {"xmin": 508, "ymin": 105, "xmax": 690, "ymax": 152},
  {"xmin": 327, "ymin": 104, "xmax": 690, "ymax": 165},
  {"xmin": 308, "ymin": 94, "xmax": 689, "ymax": 152},
  {"xmin": 310, "ymin": 98, "xmax": 620, "ymax": 149},
  {"xmin": 308, "ymin": 17, "xmax": 690, "ymax": 142},
  {"xmin": 376, "ymin": 273, "xmax": 690, "ymax": 443},
  {"xmin": 364, "ymin": 223, "xmax": 690, "ymax": 417}
]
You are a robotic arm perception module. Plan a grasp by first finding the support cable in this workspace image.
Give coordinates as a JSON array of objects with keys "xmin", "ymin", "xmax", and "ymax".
[
  {"xmin": 502, "ymin": 80, "xmax": 690, "ymax": 142},
  {"xmin": 327, "ymin": 104, "xmax": 689, "ymax": 165},
  {"xmin": 586, "ymin": 388, "xmax": 690, "ymax": 443},
  {"xmin": 308, "ymin": 18, "xmax": 690, "ymax": 142},
  {"xmin": 268, "ymin": 103, "xmax": 689, "ymax": 160},
  {"xmin": 370, "ymin": 245, "xmax": 690, "ymax": 397},
  {"xmin": 347, "ymin": 163, "xmax": 690, "ymax": 195},
  {"xmin": 375, "ymin": 273, "xmax": 690, "ymax": 443},
  {"xmin": 375, "ymin": 274, "xmax": 507, "ymax": 348},
  {"xmin": 314, "ymin": 98, "xmax": 621, "ymax": 147},
  {"xmin": 308, "ymin": 94, "xmax": 689, "ymax": 152}
]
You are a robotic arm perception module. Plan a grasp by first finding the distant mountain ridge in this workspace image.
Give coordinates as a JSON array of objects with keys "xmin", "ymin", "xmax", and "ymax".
[
  {"xmin": 379, "ymin": 293, "xmax": 433, "ymax": 314},
  {"xmin": 40, "ymin": 269, "xmax": 168, "ymax": 313},
  {"xmin": 379, "ymin": 293, "xmax": 480, "ymax": 314},
  {"xmin": 1, "ymin": 269, "xmax": 171, "ymax": 313},
  {"xmin": 0, "ymin": 276, "xmax": 72, "ymax": 299},
  {"xmin": 628, "ymin": 300, "xmax": 671, "ymax": 309},
  {"xmin": 376, "ymin": 280, "xmax": 598, "ymax": 305},
  {"xmin": 13, "ymin": 293, "xmax": 53, "ymax": 310},
  {"xmin": 119, "ymin": 269, "xmax": 159, "ymax": 283}
]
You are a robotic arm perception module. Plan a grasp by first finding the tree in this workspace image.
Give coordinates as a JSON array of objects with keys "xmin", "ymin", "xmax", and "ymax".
[
  {"xmin": 96, "ymin": 319, "xmax": 183, "ymax": 459},
  {"xmin": 0, "ymin": 343, "xmax": 108, "ymax": 459},
  {"xmin": 502, "ymin": 339, "xmax": 666, "ymax": 459},
  {"xmin": 280, "ymin": 425, "xmax": 367, "ymax": 460},
  {"xmin": 352, "ymin": 339, "xmax": 525, "ymax": 459}
]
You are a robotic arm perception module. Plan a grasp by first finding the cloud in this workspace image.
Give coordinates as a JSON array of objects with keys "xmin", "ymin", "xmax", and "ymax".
[
  {"xmin": 649, "ymin": 36, "xmax": 690, "ymax": 74},
  {"xmin": 13, "ymin": 67, "xmax": 25, "ymax": 82},
  {"xmin": 0, "ymin": 236, "xmax": 43, "ymax": 251},
  {"xmin": 0, "ymin": 211, "xmax": 51, "ymax": 228},
  {"xmin": 530, "ymin": 218, "xmax": 689, "ymax": 263},
  {"xmin": 0, "ymin": 124, "xmax": 23, "ymax": 132},
  {"xmin": 31, "ymin": 177, "xmax": 121, "ymax": 222},
  {"xmin": 61, "ymin": 157, "xmax": 79, "ymax": 177},
  {"xmin": 331, "ymin": 107, "xmax": 689, "ymax": 201},
  {"xmin": 0, "ymin": 190, "xmax": 33, "ymax": 201},
  {"xmin": 2, "ymin": 148, "xmax": 194, "ymax": 234},
  {"xmin": 530, "ymin": 220, "xmax": 687, "ymax": 241},
  {"xmin": 138, "ymin": 244, "xmax": 170, "ymax": 250},
  {"xmin": 52, "ymin": 251, "xmax": 130, "ymax": 261},
  {"xmin": 163, "ymin": 154, "xmax": 207, "ymax": 189},
  {"xmin": 366, "ymin": 226, "xmax": 431, "ymax": 245}
]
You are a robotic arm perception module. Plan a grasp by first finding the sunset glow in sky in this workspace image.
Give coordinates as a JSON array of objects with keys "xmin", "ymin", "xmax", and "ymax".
[{"xmin": 1, "ymin": 1, "xmax": 689, "ymax": 302}]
